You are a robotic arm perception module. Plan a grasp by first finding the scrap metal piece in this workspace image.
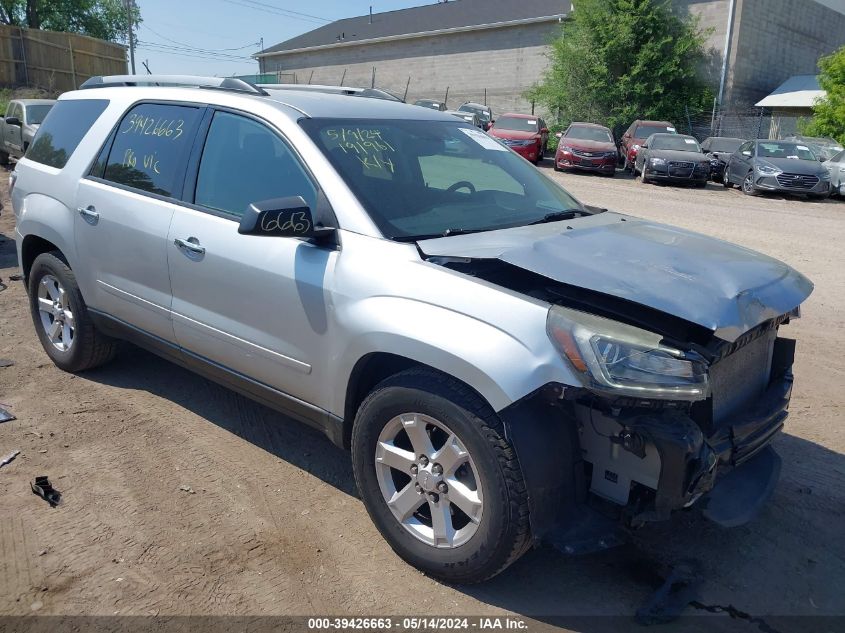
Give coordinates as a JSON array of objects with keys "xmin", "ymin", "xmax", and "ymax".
[
  {"xmin": 635, "ymin": 560, "xmax": 702, "ymax": 625},
  {"xmin": 0, "ymin": 449, "xmax": 20, "ymax": 469},
  {"xmin": 0, "ymin": 407, "xmax": 15, "ymax": 423},
  {"xmin": 31, "ymin": 476, "xmax": 61, "ymax": 507}
]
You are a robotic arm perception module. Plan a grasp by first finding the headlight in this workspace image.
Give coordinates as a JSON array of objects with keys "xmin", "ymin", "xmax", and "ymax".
[
  {"xmin": 820, "ymin": 171, "xmax": 831, "ymax": 181},
  {"xmin": 755, "ymin": 162, "xmax": 782, "ymax": 176},
  {"xmin": 559, "ymin": 145, "xmax": 573, "ymax": 153},
  {"xmin": 546, "ymin": 306, "xmax": 709, "ymax": 400},
  {"xmin": 649, "ymin": 157, "xmax": 666, "ymax": 166}
]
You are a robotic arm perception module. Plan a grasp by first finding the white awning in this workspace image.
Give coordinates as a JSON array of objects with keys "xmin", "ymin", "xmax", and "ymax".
[{"xmin": 756, "ymin": 75, "xmax": 824, "ymax": 108}]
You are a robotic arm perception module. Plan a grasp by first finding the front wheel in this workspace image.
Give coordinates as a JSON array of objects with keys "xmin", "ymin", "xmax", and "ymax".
[
  {"xmin": 28, "ymin": 252, "xmax": 119, "ymax": 372},
  {"xmin": 742, "ymin": 172, "xmax": 759, "ymax": 196},
  {"xmin": 351, "ymin": 369, "xmax": 531, "ymax": 584},
  {"xmin": 640, "ymin": 166, "xmax": 650, "ymax": 184}
]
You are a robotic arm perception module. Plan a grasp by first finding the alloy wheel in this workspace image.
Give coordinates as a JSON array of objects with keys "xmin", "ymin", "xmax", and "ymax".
[
  {"xmin": 743, "ymin": 173, "xmax": 755, "ymax": 194},
  {"xmin": 37, "ymin": 274, "xmax": 75, "ymax": 352},
  {"xmin": 375, "ymin": 413, "xmax": 483, "ymax": 549}
]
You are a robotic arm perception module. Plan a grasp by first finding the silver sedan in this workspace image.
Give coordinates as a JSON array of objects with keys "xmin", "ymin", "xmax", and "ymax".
[{"xmin": 823, "ymin": 149, "xmax": 845, "ymax": 196}]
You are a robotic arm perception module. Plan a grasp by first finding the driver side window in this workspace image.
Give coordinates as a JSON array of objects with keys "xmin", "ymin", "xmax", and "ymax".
[{"xmin": 194, "ymin": 111, "xmax": 317, "ymax": 218}]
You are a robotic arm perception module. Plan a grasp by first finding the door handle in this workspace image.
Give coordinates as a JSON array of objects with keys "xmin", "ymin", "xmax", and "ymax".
[
  {"xmin": 174, "ymin": 237, "xmax": 206, "ymax": 255},
  {"xmin": 77, "ymin": 206, "xmax": 99, "ymax": 221}
]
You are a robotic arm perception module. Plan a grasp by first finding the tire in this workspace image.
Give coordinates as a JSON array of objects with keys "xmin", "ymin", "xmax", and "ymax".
[
  {"xmin": 723, "ymin": 172, "xmax": 734, "ymax": 188},
  {"xmin": 639, "ymin": 166, "xmax": 650, "ymax": 184},
  {"xmin": 351, "ymin": 368, "xmax": 531, "ymax": 584},
  {"xmin": 0, "ymin": 151, "xmax": 9, "ymax": 166},
  {"xmin": 741, "ymin": 172, "xmax": 759, "ymax": 196},
  {"xmin": 807, "ymin": 192, "xmax": 828, "ymax": 201},
  {"xmin": 623, "ymin": 154, "xmax": 632, "ymax": 173},
  {"xmin": 28, "ymin": 252, "xmax": 119, "ymax": 372},
  {"xmin": 695, "ymin": 180, "xmax": 707, "ymax": 188}
]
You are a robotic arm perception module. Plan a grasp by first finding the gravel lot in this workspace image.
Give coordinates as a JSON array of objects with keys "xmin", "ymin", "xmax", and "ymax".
[{"xmin": 1, "ymin": 163, "xmax": 843, "ymax": 630}]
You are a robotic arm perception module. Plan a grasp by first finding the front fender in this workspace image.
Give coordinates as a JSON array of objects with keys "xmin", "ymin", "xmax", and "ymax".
[{"xmin": 332, "ymin": 295, "xmax": 564, "ymax": 416}]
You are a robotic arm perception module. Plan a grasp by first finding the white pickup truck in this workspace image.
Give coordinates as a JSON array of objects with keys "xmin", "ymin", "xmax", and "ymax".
[{"xmin": 0, "ymin": 99, "xmax": 55, "ymax": 164}]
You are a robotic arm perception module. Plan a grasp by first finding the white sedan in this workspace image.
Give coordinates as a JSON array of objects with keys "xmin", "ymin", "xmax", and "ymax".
[{"xmin": 823, "ymin": 149, "xmax": 845, "ymax": 196}]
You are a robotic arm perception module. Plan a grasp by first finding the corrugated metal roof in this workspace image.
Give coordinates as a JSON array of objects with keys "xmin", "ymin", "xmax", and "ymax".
[
  {"xmin": 755, "ymin": 75, "xmax": 824, "ymax": 108},
  {"xmin": 258, "ymin": 0, "xmax": 571, "ymax": 56}
]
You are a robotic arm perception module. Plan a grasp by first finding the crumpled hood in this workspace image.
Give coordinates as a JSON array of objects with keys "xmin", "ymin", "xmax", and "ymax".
[{"xmin": 418, "ymin": 213, "xmax": 813, "ymax": 342}]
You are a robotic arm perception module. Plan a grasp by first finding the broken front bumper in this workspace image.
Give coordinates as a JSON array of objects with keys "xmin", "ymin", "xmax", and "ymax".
[
  {"xmin": 620, "ymin": 366, "xmax": 791, "ymax": 526},
  {"xmin": 500, "ymin": 337, "xmax": 796, "ymax": 547}
]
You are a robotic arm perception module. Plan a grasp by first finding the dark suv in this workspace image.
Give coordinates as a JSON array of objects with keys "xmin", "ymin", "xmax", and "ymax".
[{"xmin": 620, "ymin": 120, "xmax": 677, "ymax": 172}]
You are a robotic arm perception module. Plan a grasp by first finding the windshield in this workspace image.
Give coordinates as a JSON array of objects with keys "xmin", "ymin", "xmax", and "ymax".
[
  {"xmin": 566, "ymin": 126, "xmax": 612, "ymax": 143},
  {"xmin": 634, "ymin": 124, "xmax": 675, "ymax": 138},
  {"xmin": 758, "ymin": 142, "xmax": 817, "ymax": 161},
  {"xmin": 709, "ymin": 138, "xmax": 744, "ymax": 153},
  {"xmin": 493, "ymin": 116, "xmax": 539, "ymax": 133},
  {"xmin": 300, "ymin": 118, "xmax": 587, "ymax": 240},
  {"xmin": 650, "ymin": 135, "xmax": 701, "ymax": 152},
  {"xmin": 458, "ymin": 104, "xmax": 491, "ymax": 122},
  {"xmin": 25, "ymin": 104, "xmax": 53, "ymax": 125}
]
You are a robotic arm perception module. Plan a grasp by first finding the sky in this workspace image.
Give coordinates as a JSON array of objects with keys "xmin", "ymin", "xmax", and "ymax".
[{"xmin": 133, "ymin": 0, "xmax": 428, "ymax": 77}]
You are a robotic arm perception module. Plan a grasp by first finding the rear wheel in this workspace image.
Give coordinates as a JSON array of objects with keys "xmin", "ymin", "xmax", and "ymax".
[
  {"xmin": 28, "ymin": 252, "xmax": 119, "ymax": 372},
  {"xmin": 351, "ymin": 369, "xmax": 531, "ymax": 584},
  {"xmin": 723, "ymin": 172, "xmax": 734, "ymax": 188},
  {"xmin": 0, "ymin": 150, "xmax": 9, "ymax": 166}
]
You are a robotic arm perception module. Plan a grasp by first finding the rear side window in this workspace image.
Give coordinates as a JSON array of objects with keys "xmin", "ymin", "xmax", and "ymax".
[
  {"xmin": 27, "ymin": 99, "xmax": 109, "ymax": 169},
  {"xmin": 102, "ymin": 103, "xmax": 202, "ymax": 197}
]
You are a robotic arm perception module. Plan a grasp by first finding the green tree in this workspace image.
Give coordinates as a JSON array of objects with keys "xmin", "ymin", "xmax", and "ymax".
[
  {"xmin": 0, "ymin": 0, "xmax": 139, "ymax": 42},
  {"xmin": 801, "ymin": 46, "xmax": 845, "ymax": 144},
  {"xmin": 528, "ymin": 0, "xmax": 713, "ymax": 134}
]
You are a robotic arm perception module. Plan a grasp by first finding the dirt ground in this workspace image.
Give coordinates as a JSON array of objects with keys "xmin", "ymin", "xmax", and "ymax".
[{"xmin": 1, "ymin": 162, "xmax": 843, "ymax": 631}]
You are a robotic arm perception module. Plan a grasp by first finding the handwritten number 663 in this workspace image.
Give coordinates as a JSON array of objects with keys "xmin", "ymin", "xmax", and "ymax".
[{"xmin": 261, "ymin": 211, "xmax": 312, "ymax": 234}]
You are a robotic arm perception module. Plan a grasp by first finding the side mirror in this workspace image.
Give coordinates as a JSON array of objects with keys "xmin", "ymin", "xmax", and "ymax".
[
  {"xmin": 742, "ymin": 150, "xmax": 752, "ymax": 157},
  {"xmin": 238, "ymin": 196, "xmax": 333, "ymax": 239},
  {"xmin": 5, "ymin": 116, "xmax": 20, "ymax": 126}
]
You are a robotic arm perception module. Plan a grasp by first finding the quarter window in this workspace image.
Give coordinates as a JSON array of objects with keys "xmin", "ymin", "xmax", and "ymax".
[
  {"xmin": 27, "ymin": 99, "xmax": 109, "ymax": 169},
  {"xmin": 103, "ymin": 103, "xmax": 202, "ymax": 197},
  {"xmin": 194, "ymin": 111, "xmax": 317, "ymax": 218}
]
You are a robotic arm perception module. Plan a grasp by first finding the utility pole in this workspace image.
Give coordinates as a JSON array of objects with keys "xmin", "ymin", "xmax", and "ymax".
[
  {"xmin": 125, "ymin": 0, "xmax": 136, "ymax": 74},
  {"xmin": 259, "ymin": 37, "xmax": 264, "ymax": 74}
]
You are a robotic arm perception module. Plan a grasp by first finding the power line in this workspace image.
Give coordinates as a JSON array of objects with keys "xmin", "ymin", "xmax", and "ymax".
[
  {"xmin": 141, "ymin": 24, "xmax": 259, "ymax": 52},
  {"xmin": 136, "ymin": 41, "xmax": 255, "ymax": 62},
  {"xmin": 221, "ymin": 0, "xmax": 330, "ymax": 24}
]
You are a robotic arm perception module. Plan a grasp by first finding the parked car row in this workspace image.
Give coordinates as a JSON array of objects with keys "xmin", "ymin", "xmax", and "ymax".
[
  {"xmin": 413, "ymin": 99, "xmax": 495, "ymax": 131},
  {"xmin": 547, "ymin": 116, "xmax": 840, "ymax": 200}
]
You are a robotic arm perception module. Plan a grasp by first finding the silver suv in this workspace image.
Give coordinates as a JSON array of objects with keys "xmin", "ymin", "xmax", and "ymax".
[{"xmin": 12, "ymin": 76, "xmax": 813, "ymax": 583}]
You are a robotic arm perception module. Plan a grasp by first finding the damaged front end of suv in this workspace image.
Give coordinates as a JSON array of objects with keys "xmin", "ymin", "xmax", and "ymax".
[{"xmin": 418, "ymin": 213, "xmax": 812, "ymax": 551}]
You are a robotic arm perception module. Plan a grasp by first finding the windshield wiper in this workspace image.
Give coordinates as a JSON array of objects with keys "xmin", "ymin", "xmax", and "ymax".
[
  {"xmin": 393, "ymin": 228, "xmax": 484, "ymax": 242},
  {"xmin": 528, "ymin": 208, "xmax": 592, "ymax": 226}
]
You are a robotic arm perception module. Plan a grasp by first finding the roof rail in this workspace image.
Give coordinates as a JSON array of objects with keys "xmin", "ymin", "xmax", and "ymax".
[
  {"xmin": 79, "ymin": 75, "xmax": 268, "ymax": 96},
  {"xmin": 262, "ymin": 84, "xmax": 404, "ymax": 102}
]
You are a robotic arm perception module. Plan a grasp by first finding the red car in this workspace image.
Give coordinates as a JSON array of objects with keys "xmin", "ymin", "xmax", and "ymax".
[
  {"xmin": 554, "ymin": 122, "xmax": 618, "ymax": 176},
  {"xmin": 619, "ymin": 119, "xmax": 677, "ymax": 172},
  {"xmin": 488, "ymin": 113, "xmax": 549, "ymax": 164}
]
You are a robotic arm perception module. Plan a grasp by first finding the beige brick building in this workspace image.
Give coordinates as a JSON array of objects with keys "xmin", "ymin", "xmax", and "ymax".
[{"xmin": 255, "ymin": 0, "xmax": 845, "ymax": 117}]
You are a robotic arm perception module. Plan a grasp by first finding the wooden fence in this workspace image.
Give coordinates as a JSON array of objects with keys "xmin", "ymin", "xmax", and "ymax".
[{"xmin": 0, "ymin": 25, "xmax": 127, "ymax": 93}]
